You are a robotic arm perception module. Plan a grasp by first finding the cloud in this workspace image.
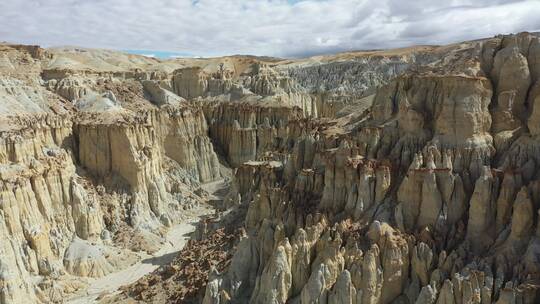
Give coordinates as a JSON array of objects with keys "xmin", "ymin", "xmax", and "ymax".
[{"xmin": 0, "ymin": 0, "xmax": 539, "ymax": 58}]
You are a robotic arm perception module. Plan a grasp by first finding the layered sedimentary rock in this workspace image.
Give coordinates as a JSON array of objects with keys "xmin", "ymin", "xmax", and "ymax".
[
  {"xmin": 204, "ymin": 101, "xmax": 305, "ymax": 167},
  {"xmin": 171, "ymin": 62, "xmax": 318, "ymax": 117},
  {"xmin": 0, "ymin": 44, "xmax": 223, "ymax": 304},
  {"xmin": 200, "ymin": 32, "xmax": 540, "ymax": 304},
  {"xmin": 4, "ymin": 32, "xmax": 540, "ymax": 304}
]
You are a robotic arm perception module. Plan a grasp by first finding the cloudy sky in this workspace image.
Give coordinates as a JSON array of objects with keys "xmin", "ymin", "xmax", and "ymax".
[{"xmin": 1, "ymin": 0, "xmax": 539, "ymax": 58}]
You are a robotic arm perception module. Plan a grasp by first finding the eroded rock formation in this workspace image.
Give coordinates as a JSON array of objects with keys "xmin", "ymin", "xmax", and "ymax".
[
  {"xmin": 197, "ymin": 32, "xmax": 540, "ymax": 304},
  {"xmin": 3, "ymin": 32, "xmax": 540, "ymax": 304}
]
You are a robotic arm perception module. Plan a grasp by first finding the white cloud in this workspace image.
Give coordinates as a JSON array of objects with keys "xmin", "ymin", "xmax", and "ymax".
[{"xmin": 0, "ymin": 0, "xmax": 539, "ymax": 58}]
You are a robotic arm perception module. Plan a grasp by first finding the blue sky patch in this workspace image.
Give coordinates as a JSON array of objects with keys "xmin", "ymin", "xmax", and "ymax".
[{"xmin": 124, "ymin": 49, "xmax": 193, "ymax": 59}]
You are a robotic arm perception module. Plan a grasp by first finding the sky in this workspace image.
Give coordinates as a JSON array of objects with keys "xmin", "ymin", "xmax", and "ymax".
[{"xmin": 1, "ymin": 0, "xmax": 540, "ymax": 58}]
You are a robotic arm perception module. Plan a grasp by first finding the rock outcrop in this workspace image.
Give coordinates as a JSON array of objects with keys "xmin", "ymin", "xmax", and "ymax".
[
  {"xmin": 3, "ymin": 32, "xmax": 540, "ymax": 304},
  {"xmin": 0, "ymin": 44, "xmax": 221, "ymax": 303},
  {"xmin": 199, "ymin": 32, "xmax": 540, "ymax": 304}
]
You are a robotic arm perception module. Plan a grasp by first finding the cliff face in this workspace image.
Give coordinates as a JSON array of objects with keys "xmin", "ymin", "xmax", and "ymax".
[
  {"xmin": 0, "ymin": 116, "xmax": 74, "ymax": 304},
  {"xmin": 171, "ymin": 63, "xmax": 319, "ymax": 118},
  {"xmin": 0, "ymin": 45, "xmax": 224, "ymax": 304},
  {"xmin": 203, "ymin": 102, "xmax": 307, "ymax": 167},
  {"xmin": 0, "ymin": 110, "xmax": 220, "ymax": 303},
  {"xmin": 3, "ymin": 33, "xmax": 540, "ymax": 304},
  {"xmin": 199, "ymin": 33, "xmax": 540, "ymax": 304}
]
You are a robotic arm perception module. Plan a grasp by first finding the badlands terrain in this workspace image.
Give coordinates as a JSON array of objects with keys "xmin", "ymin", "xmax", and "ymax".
[{"xmin": 0, "ymin": 32, "xmax": 540, "ymax": 304}]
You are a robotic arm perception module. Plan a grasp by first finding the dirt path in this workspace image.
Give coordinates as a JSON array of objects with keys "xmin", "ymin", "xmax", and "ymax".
[
  {"xmin": 66, "ymin": 180, "xmax": 228, "ymax": 303},
  {"xmin": 66, "ymin": 217, "xmax": 202, "ymax": 304}
]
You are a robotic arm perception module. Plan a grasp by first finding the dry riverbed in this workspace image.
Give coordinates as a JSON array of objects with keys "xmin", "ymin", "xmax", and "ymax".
[
  {"xmin": 64, "ymin": 206, "xmax": 211, "ymax": 304},
  {"xmin": 61, "ymin": 178, "xmax": 229, "ymax": 303}
]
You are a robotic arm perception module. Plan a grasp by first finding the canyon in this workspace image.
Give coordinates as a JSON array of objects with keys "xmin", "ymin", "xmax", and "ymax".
[{"xmin": 0, "ymin": 32, "xmax": 540, "ymax": 304}]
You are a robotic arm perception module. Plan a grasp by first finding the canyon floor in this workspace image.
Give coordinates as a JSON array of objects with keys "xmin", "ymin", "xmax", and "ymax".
[
  {"xmin": 59, "ymin": 177, "xmax": 228, "ymax": 303},
  {"xmin": 65, "ymin": 203, "xmax": 212, "ymax": 304},
  {"xmin": 1, "ymin": 32, "xmax": 540, "ymax": 304}
]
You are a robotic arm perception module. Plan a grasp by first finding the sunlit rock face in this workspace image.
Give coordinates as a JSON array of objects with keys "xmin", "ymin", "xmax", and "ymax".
[
  {"xmin": 0, "ymin": 44, "xmax": 221, "ymax": 303},
  {"xmin": 3, "ymin": 32, "xmax": 540, "ymax": 304},
  {"xmin": 201, "ymin": 32, "xmax": 540, "ymax": 304}
]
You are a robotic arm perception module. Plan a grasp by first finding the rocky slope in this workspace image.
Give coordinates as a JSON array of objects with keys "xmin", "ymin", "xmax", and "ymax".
[{"xmin": 2, "ymin": 32, "xmax": 540, "ymax": 304}]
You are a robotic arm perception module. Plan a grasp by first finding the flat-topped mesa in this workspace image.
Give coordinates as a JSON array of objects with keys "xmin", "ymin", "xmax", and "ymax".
[
  {"xmin": 204, "ymin": 101, "xmax": 306, "ymax": 167},
  {"xmin": 0, "ymin": 113, "xmax": 73, "ymax": 164},
  {"xmin": 0, "ymin": 44, "xmax": 49, "ymax": 83},
  {"xmin": 43, "ymin": 70, "xmax": 172, "ymax": 104},
  {"xmin": 281, "ymin": 54, "xmax": 418, "ymax": 118},
  {"xmin": 330, "ymin": 36, "xmax": 504, "ymax": 179},
  {"xmin": 75, "ymin": 105, "xmax": 220, "ymax": 185},
  {"xmin": 4, "ymin": 44, "xmax": 48, "ymax": 60},
  {"xmin": 279, "ymin": 41, "xmax": 497, "ymax": 119},
  {"xmin": 42, "ymin": 68, "xmax": 169, "ymax": 83},
  {"xmin": 171, "ymin": 66, "xmax": 233, "ymax": 99},
  {"xmin": 170, "ymin": 63, "xmax": 318, "ymax": 116},
  {"xmin": 160, "ymin": 106, "xmax": 221, "ymax": 182},
  {"xmin": 75, "ymin": 112, "xmax": 173, "ymax": 229},
  {"xmin": 246, "ymin": 63, "xmax": 317, "ymax": 116}
]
